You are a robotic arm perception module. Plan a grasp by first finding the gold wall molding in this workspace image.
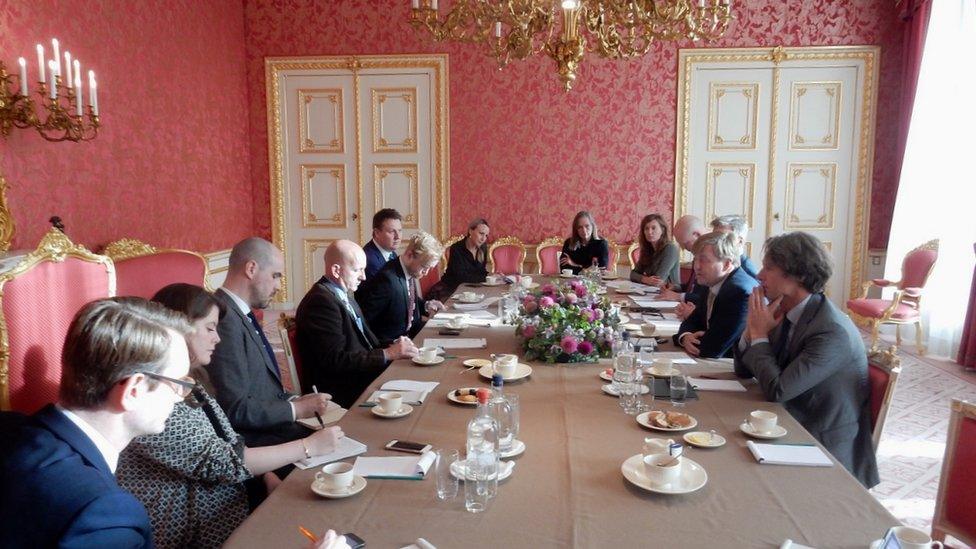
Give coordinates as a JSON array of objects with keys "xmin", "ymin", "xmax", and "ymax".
[
  {"xmin": 707, "ymin": 82, "xmax": 760, "ymax": 150},
  {"xmin": 298, "ymin": 88, "xmax": 345, "ymax": 153},
  {"xmin": 0, "ymin": 173, "xmax": 14, "ymax": 252},
  {"xmin": 299, "ymin": 164, "xmax": 347, "ymax": 229},
  {"xmin": 371, "ymin": 87, "xmax": 419, "ymax": 153},
  {"xmin": 266, "ymin": 54, "xmax": 450, "ymax": 302},
  {"xmin": 675, "ymin": 45, "xmax": 879, "ymax": 300}
]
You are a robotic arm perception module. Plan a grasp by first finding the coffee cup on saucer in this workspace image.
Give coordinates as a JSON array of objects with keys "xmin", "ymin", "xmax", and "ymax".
[
  {"xmin": 642, "ymin": 437, "xmax": 674, "ymax": 457},
  {"xmin": 485, "ymin": 274, "xmax": 500, "ymax": 285},
  {"xmin": 418, "ymin": 347, "xmax": 439, "ymax": 363},
  {"xmin": 378, "ymin": 392, "xmax": 403, "ymax": 414},
  {"xmin": 494, "ymin": 354, "xmax": 518, "ymax": 378},
  {"xmin": 650, "ymin": 358, "xmax": 674, "ymax": 375},
  {"xmin": 872, "ymin": 527, "xmax": 944, "ymax": 549},
  {"xmin": 748, "ymin": 410, "xmax": 778, "ymax": 434},
  {"xmin": 520, "ymin": 275, "xmax": 533, "ymax": 288},
  {"xmin": 314, "ymin": 462, "xmax": 355, "ymax": 492},
  {"xmin": 643, "ymin": 453, "xmax": 682, "ymax": 486},
  {"xmin": 447, "ymin": 315, "xmax": 468, "ymax": 329},
  {"xmin": 640, "ymin": 323, "xmax": 657, "ymax": 337},
  {"xmin": 619, "ymin": 281, "xmax": 632, "ymax": 291},
  {"xmin": 561, "ymin": 268, "xmax": 573, "ymax": 276}
]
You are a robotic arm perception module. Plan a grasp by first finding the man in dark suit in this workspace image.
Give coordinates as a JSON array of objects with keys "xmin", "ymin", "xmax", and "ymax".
[
  {"xmin": 674, "ymin": 231, "xmax": 758, "ymax": 358},
  {"xmin": 363, "ymin": 208, "xmax": 403, "ymax": 280},
  {"xmin": 357, "ymin": 231, "xmax": 446, "ymax": 346},
  {"xmin": 711, "ymin": 214, "xmax": 760, "ymax": 279},
  {"xmin": 206, "ymin": 237, "xmax": 331, "ymax": 447},
  {"xmin": 734, "ymin": 232, "xmax": 879, "ymax": 488},
  {"xmin": 0, "ymin": 298, "xmax": 192, "ymax": 547},
  {"xmin": 296, "ymin": 240, "xmax": 419, "ymax": 408},
  {"xmin": 659, "ymin": 215, "xmax": 705, "ymax": 320}
]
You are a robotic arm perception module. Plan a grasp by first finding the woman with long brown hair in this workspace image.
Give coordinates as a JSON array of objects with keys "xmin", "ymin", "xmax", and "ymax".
[
  {"xmin": 560, "ymin": 210, "xmax": 610, "ymax": 274},
  {"xmin": 630, "ymin": 214, "xmax": 680, "ymax": 286}
]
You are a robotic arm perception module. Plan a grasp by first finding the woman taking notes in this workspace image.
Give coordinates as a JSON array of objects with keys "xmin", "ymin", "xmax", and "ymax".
[
  {"xmin": 560, "ymin": 210, "xmax": 610, "ymax": 274},
  {"xmin": 630, "ymin": 213, "xmax": 680, "ymax": 286}
]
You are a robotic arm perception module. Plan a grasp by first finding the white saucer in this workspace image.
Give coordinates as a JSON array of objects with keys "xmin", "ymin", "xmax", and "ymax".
[
  {"xmin": 601, "ymin": 383, "xmax": 651, "ymax": 396},
  {"xmin": 522, "ymin": 282, "xmax": 540, "ymax": 290},
  {"xmin": 478, "ymin": 363, "xmax": 532, "ymax": 381},
  {"xmin": 482, "ymin": 280, "xmax": 507, "ymax": 287},
  {"xmin": 621, "ymin": 454, "xmax": 707, "ymax": 494},
  {"xmin": 599, "ymin": 370, "xmax": 614, "ymax": 382},
  {"xmin": 447, "ymin": 388, "xmax": 480, "ymax": 406},
  {"xmin": 451, "ymin": 459, "xmax": 515, "ymax": 481},
  {"xmin": 462, "ymin": 358, "xmax": 492, "ymax": 369},
  {"xmin": 311, "ymin": 475, "xmax": 367, "ymax": 499},
  {"xmin": 636, "ymin": 411, "xmax": 698, "ymax": 432},
  {"xmin": 602, "ymin": 273, "xmax": 620, "ymax": 280},
  {"xmin": 739, "ymin": 422, "xmax": 788, "ymax": 439},
  {"xmin": 559, "ymin": 273, "xmax": 576, "ymax": 278},
  {"xmin": 412, "ymin": 356, "xmax": 445, "ymax": 366},
  {"xmin": 499, "ymin": 439, "xmax": 525, "ymax": 459},
  {"xmin": 370, "ymin": 403, "xmax": 414, "ymax": 418},
  {"xmin": 455, "ymin": 294, "xmax": 485, "ymax": 303},
  {"xmin": 683, "ymin": 431, "xmax": 727, "ymax": 448}
]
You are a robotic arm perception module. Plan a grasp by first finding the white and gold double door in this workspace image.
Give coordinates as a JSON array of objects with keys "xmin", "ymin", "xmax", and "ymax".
[
  {"xmin": 677, "ymin": 46, "xmax": 879, "ymax": 303},
  {"xmin": 267, "ymin": 55, "xmax": 449, "ymax": 304}
]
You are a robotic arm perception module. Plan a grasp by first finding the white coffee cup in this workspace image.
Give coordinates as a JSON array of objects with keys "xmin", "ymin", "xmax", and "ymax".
[
  {"xmin": 520, "ymin": 275, "xmax": 533, "ymax": 288},
  {"xmin": 642, "ymin": 437, "xmax": 674, "ymax": 457},
  {"xmin": 619, "ymin": 280, "xmax": 632, "ymax": 290},
  {"xmin": 561, "ymin": 268, "xmax": 573, "ymax": 276},
  {"xmin": 378, "ymin": 392, "xmax": 402, "ymax": 414},
  {"xmin": 495, "ymin": 354, "xmax": 518, "ymax": 378},
  {"xmin": 485, "ymin": 274, "xmax": 500, "ymax": 285},
  {"xmin": 650, "ymin": 358, "xmax": 674, "ymax": 375},
  {"xmin": 643, "ymin": 453, "xmax": 682, "ymax": 486},
  {"xmin": 419, "ymin": 347, "xmax": 439, "ymax": 363},
  {"xmin": 877, "ymin": 527, "xmax": 943, "ymax": 549},
  {"xmin": 640, "ymin": 323, "xmax": 657, "ymax": 337},
  {"xmin": 749, "ymin": 410, "xmax": 778, "ymax": 434},
  {"xmin": 447, "ymin": 315, "xmax": 467, "ymax": 329},
  {"xmin": 315, "ymin": 462, "xmax": 355, "ymax": 492},
  {"xmin": 459, "ymin": 291, "xmax": 477, "ymax": 302}
]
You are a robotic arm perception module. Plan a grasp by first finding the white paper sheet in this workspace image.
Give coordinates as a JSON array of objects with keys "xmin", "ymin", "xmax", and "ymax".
[
  {"xmin": 295, "ymin": 436, "xmax": 368, "ymax": 469},
  {"xmin": 687, "ymin": 377, "xmax": 747, "ymax": 392},
  {"xmin": 453, "ymin": 296, "xmax": 501, "ymax": 311},
  {"xmin": 352, "ymin": 451, "xmax": 436, "ymax": 479},
  {"xmin": 632, "ymin": 299, "xmax": 681, "ymax": 309},
  {"xmin": 422, "ymin": 338, "xmax": 487, "ymax": 349},
  {"xmin": 746, "ymin": 441, "xmax": 833, "ymax": 467}
]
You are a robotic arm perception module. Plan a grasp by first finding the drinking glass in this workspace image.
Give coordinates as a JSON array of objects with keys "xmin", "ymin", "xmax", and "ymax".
[
  {"xmin": 669, "ymin": 370, "xmax": 688, "ymax": 406},
  {"xmin": 491, "ymin": 395, "xmax": 515, "ymax": 452},
  {"xmin": 434, "ymin": 448, "xmax": 459, "ymax": 500},
  {"xmin": 504, "ymin": 393, "xmax": 520, "ymax": 442},
  {"xmin": 613, "ymin": 354, "xmax": 635, "ymax": 407},
  {"xmin": 620, "ymin": 375, "xmax": 639, "ymax": 415}
]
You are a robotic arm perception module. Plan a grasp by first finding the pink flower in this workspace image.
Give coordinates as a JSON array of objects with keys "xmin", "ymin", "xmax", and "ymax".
[
  {"xmin": 581, "ymin": 308, "xmax": 595, "ymax": 322},
  {"xmin": 539, "ymin": 296, "xmax": 555, "ymax": 308},
  {"xmin": 573, "ymin": 284, "xmax": 587, "ymax": 298},
  {"xmin": 522, "ymin": 325, "xmax": 536, "ymax": 338},
  {"xmin": 560, "ymin": 335, "xmax": 578, "ymax": 354},
  {"xmin": 563, "ymin": 292, "xmax": 578, "ymax": 304},
  {"xmin": 578, "ymin": 340, "xmax": 594, "ymax": 355},
  {"xmin": 541, "ymin": 283, "xmax": 558, "ymax": 295},
  {"xmin": 593, "ymin": 307, "xmax": 605, "ymax": 320},
  {"xmin": 523, "ymin": 294, "xmax": 536, "ymax": 303},
  {"xmin": 524, "ymin": 300, "xmax": 538, "ymax": 313}
]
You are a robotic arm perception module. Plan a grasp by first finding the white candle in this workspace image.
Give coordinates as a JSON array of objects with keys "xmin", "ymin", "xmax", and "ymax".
[
  {"xmin": 698, "ymin": 0, "xmax": 706, "ymax": 7},
  {"xmin": 494, "ymin": 21, "xmax": 502, "ymax": 37},
  {"xmin": 89, "ymin": 70, "xmax": 98, "ymax": 115},
  {"xmin": 52, "ymin": 39, "xmax": 60, "ymax": 77},
  {"xmin": 73, "ymin": 60, "xmax": 80, "ymax": 93},
  {"xmin": 411, "ymin": 0, "xmax": 419, "ymax": 8},
  {"xmin": 64, "ymin": 52, "xmax": 72, "ymax": 89},
  {"xmin": 48, "ymin": 61, "xmax": 57, "ymax": 98},
  {"xmin": 17, "ymin": 58, "xmax": 27, "ymax": 96},
  {"xmin": 431, "ymin": 0, "xmax": 437, "ymax": 10},
  {"xmin": 36, "ymin": 44, "xmax": 45, "ymax": 83},
  {"xmin": 75, "ymin": 75, "xmax": 82, "ymax": 116}
]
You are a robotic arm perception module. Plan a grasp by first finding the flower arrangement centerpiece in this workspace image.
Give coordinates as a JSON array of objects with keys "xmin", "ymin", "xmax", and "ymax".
[{"xmin": 514, "ymin": 278, "xmax": 622, "ymax": 363}]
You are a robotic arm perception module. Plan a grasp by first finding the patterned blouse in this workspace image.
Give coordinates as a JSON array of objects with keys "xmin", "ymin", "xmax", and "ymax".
[{"xmin": 117, "ymin": 387, "xmax": 252, "ymax": 549}]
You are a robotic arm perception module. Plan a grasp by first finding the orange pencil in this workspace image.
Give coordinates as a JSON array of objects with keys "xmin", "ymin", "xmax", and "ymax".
[{"xmin": 298, "ymin": 525, "xmax": 318, "ymax": 543}]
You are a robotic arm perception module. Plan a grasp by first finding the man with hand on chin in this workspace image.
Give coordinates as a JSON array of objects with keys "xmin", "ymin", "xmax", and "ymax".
[{"xmin": 734, "ymin": 232, "xmax": 879, "ymax": 488}]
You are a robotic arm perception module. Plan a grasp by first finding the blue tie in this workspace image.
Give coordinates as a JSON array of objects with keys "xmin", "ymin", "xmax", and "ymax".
[{"xmin": 247, "ymin": 311, "xmax": 281, "ymax": 381}]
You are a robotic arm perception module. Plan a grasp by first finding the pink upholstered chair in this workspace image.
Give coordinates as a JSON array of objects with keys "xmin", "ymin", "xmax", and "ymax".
[
  {"xmin": 488, "ymin": 236, "xmax": 526, "ymax": 275},
  {"xmin": 420, "ymin": 234, "xmax": 463, "ymax": 296},
  {"xmin": 437, "ymin": 234, "xmax": 465, "ymax": 277},
  {"xmin": 0, "ymin": 229, "xmax": 115, "ymax": 412},
  {"xmin": 535, "ymin": 236, "xmax": 564, "ymax": 275},
  {"xmin": 627, "ymin": 242, "xmax": 640, "ymax": 270},
  {"xmin": 932, "ymin": 399, "xmax": 976, "ymax": 546},
  {"xmin": 277, "ymin": 313, "xmax": 304, "ymax": 394},
  {"xmin": 847, "ymin": 239, "xmax": 939, "ymax": 354},
  {"xmin": 866, "ymin": 347, "xmax": 901, "ymax": 449},
  {"xmin": 104, "ymin": 238, "xmax": 208, "ymax": 299}
]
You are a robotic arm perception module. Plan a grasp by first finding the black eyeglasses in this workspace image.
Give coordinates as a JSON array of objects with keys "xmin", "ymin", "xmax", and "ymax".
[{"xmin": 140, "ymin": 371, "xmax": 198, "ymax": 399}]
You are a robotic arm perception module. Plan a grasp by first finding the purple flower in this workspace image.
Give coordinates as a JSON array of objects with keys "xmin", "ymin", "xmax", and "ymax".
[
  {"xmin": 578, "ymin": 340, "xmax": 594, "ymax": 355},
  {"xmin": 539, "ymin": 296, "xmax": 555, "ymax": 308},
  {"xmin": 522, "ymin": 325, "xmax": 536, "ymax": 338},
  {"xmin": 573, "ymin": 284, "xmax": 587, "ymax": 298},
  {"xmin": 593, "ymin": 307, "xmax": 605, "ymax": 320},
  {"xmin": 580, "ymin": 308, "xmax": 596, "ymax": 322},
  {"xmin": 560, "ymin": 335, "xmax": 578, "ymax": 354},
  {"xmin": 563, "ymin": 292, "xmax": 579, "ymax": 304},
  {"xmin": 541, "ymin": 283, "xmax": 558, "ymax": 295},
  {"xmin": 523, "ymin": 294, "xmax": 536, "ymax": 303}
]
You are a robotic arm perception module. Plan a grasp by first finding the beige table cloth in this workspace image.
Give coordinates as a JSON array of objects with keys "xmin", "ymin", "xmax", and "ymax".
[{"xmin": 226, "ymin": 281, "xmax": 896, "ymax": 549}]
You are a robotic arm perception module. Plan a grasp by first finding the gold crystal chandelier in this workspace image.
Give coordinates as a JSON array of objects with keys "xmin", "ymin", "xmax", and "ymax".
[{"xmin": 410, "ymin": 0, "xmax": 733, "ymax": 90}]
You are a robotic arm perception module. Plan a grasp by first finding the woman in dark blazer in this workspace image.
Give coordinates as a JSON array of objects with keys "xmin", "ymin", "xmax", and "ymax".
[
  {"xmin": 630, "ymin": 213, "xmax": 681, "ymax": 286},
  {"xmin": 428, "ymin": 218, "xmax": 490, "ymax": 300},
  {"xmin": 560, "ymin": 210, "xmax": 610, "ymax": 274}
]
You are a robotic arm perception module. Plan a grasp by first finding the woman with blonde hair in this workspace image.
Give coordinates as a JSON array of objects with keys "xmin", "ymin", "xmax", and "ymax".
[
  {"xmin": 428, "ymin": 217, "xmax": 490, "ymax": 300},
  {"xmin": 560, "ymin": 210, "xmax": 609, "ymax": 274},
  {"xmin": 630, "ymin": 213, "xmax": 680, "ymax": 286}
]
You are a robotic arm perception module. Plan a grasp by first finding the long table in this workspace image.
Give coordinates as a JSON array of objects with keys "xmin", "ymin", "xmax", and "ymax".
[{"xmin": 226, "ymin": 282, "xmax": 897, "ymax": 548}]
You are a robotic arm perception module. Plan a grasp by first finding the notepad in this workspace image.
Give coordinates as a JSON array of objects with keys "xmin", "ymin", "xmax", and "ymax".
[
  {"xmin": 422, "ymin": 337, "xmax": 487, "ymax": 349},
  {"xmin": 746, "ymin": 441, "xmax": 833, "ymax": 467},
  {"xmin": 632, "ymin": 299, "xmax": 682, "ymax": 309},
  {"xmin": 352, "ymin": 451, "xmax": 436, "ymax": 480},
  {"xmin": 297, "ymin": 403, "xmax": 347, "ymax": 428},
  {"xmin": 381, "ymin": 379, "xmax": 439, "ymax": 393},
  {"xmin": 687, "ymin": 377, "xmax": 747, "ymax": 392},
  {"xmin": 294, "ymin": 436, "xmax": 368, "ymax": 469}
]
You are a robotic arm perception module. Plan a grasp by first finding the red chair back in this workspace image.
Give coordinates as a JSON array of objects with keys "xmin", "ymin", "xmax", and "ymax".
[
  {"xmin": 901, "ymin": 242, "xmax": 939, "ymax": 289},
  {"xmin": 866, "ymin": 349, "xmax": 900, "ymax": 448},
  {"xmin": 489, "ymin": 237, "xmax": 526, "ymax": 275},
  {"xmin": 0, "ymin": 230, "xmax": 114, "ymax": 412},
  {"xmin": 933, "ymin": 399, "xmax": 976, "ymax": 546},
  {"xmin": 629, "ymin": 244, "xmax": 640, "ymax": 269},
  {"xmin": 420, "ymin": 267, "xmax": 440, "ymax": 296},
  {"xmin": 278, "ymin": 314, "xmax": 304, "ymax": 394},
  {"xmin": 104, "ymin": 239, "xmax": 208, "ymax": 298}
]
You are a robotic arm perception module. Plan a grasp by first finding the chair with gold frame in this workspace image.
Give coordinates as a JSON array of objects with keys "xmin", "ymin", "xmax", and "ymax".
[
  {"xmin": 276, "ymin": 313, "xmax": 304, "ymax": 394},
  {"xmin": 604, "ymin": 238, "xmax": 619, "ymax": 273},
  {"xmin": 866, "ymin": 347, "xmax": 902, "ymax": 450},
  {"xmin": 419, "ymin": 234, "xmax": 463, "ymax": 297},
  {"xmin": 627, "ymin": 242, "xmax": 640, "ymax": 270},
  {"xmin": 488, "ymin": 236, "xmax": 526, "ymax": 275},
  {"xmin": 0, "ymin": 228, "xmax": 115, "ymax": 412},
  {"xmin": 535, "ymin": 236, "xmax": 564, "ymax": 275},
  {"xmin": 104, "ymin": 238, "xmax": 209, "ymax": 299},
  {"xmin": 932, "ymin": 399, "xmax": 976, "ymax": 547},
  {"xmin": 846, "ymin": 239, "xmax": 939, "ymax": 354},
  {"xmin": 438, "ymin": 234, "xmax": 465, "ymax": 277}
]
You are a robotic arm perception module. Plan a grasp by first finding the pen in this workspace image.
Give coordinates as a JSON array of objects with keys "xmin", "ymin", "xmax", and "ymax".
[
  {"xmin": 298, "ymin": 525, "xmax": 318, "ymax": 543},
  {"xmin": 311, "ymin": 385, "xmax": 325, "ymax": 428}
]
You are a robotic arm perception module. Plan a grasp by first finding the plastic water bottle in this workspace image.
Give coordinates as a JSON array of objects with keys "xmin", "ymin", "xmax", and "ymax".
[
  {"xmin": 490, "ymin": 375, "xmax": 514, "ymax": 455},
  {"xmin": 465, "ymin": 388, "xmax": 498, "ymax": 513}
]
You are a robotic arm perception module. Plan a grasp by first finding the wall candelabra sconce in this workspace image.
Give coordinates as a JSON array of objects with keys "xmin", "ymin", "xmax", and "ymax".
[{"xmin": 0, "ymin": 38, "xmax": 99, "ymax": 142}]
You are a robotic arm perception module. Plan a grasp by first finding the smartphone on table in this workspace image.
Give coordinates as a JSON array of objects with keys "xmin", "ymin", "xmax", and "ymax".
[{"xmin": 385, "ymin": 440, "xmax": 432, "ymax": 454}]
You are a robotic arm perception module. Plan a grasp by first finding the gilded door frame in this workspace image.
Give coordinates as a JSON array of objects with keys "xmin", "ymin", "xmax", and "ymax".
[
  {"xmin": 265, "ymin": 54, "xmax": 450, "ymax": 302},
  {"xmin": 674, "ymin": 45, "xmax": 880, "ymax": 300}
]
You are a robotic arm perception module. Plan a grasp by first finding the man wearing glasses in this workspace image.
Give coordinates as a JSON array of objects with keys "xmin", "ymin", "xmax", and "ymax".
[{"xmin": 0, "ymin": 298, "xmax": 193, "ymax": 547}]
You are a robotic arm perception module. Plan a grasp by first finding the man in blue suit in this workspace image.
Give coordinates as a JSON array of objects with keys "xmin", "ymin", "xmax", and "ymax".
[
  {"xmin": 673, "ymin": 231, "xmax": 758, "ymax": 358},
  {"xmin": 0, "ymin": 297, "xmax": 193, "ymax": 547},
  {"xmin": 363, "ymin": 208, "xmax": 403, "ymax": 280},
  {"xmin": 711, "ymin": 214, "xmax": 759, "ymax": 279}
]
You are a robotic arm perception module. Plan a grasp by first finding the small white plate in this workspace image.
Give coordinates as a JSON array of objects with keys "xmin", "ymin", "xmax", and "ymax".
[
  {"xmin": 739, "ymin": 422, "xmax": 788, "ymax": 440},
  {"xmin": 478, "ymin": 363, "xmax": 532, "ymax": 381},
  {"xmin": 411, "ymin": 356, "xmax": 445, "ymax": 366},
  {"xmin": 648, "ymin": 365, "xmax": 680, "ymax": 378},
  {"xmin": 522, "ymin": 282, "xmax": 540, "ymax": 290},
  {"xmin": 683, "ymin": 431, "xmax": 727, "ymax": 448},
  {"xmin": 451, "ymin": 459, "xmax": 515, "ymax": 481},
  {"xmin": 462, "ymin": 358, "xmax": 492, "ymax": 369},
  {"xmin": 370, "ymin": 403, "xmax": 414, "ymax": 418},
  {"xmin": 636, "ymin": 411, "xmax": 698, "ymax": 432},
  {"xmin": 447, "ymin": 388, "xmax": 480, "ymax": 406},
  {"xmin": 621, "ymin": 454, "xmax": 707, "ymax": 495},
  {"xmin": 499, "ymin": 439, "xmax": 525, "ymax": 459},
  {"xmin": 601, "ymin": 383, "xmax": 651, "ymax": 397},
  {"xmin": 621, "ymin": 323, "xmax": 643, "ymax": 332},
  {"xmin": 455, "ymin": 294, "xmax": 485, "ymax": 304},
  {"xmin": 602, "ymin": 273, "xmax": 620, "ymax": 280},
  {"xmin": 559, "ymin": 273, "xmax": 576, "ymax": 278},
  {"xmin": 311, "ymin": 475, "xmax": 367, "ymax": 499},
  {"xmin": 599, "ymin": 369, "xmax": 614, "ymax": 382},
  {"xmin": 482, "ymin": 280, "xmax": 507, "ymax": 287}
]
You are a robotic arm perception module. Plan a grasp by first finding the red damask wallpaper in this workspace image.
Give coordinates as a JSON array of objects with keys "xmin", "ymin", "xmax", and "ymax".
[
  {"xmin": 0, "ymin": 0, "xmax": 253, "ymax": 252},
  {"xmin": 244, "ymin": 0, "xmax": 903, "ymax": 249}
]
